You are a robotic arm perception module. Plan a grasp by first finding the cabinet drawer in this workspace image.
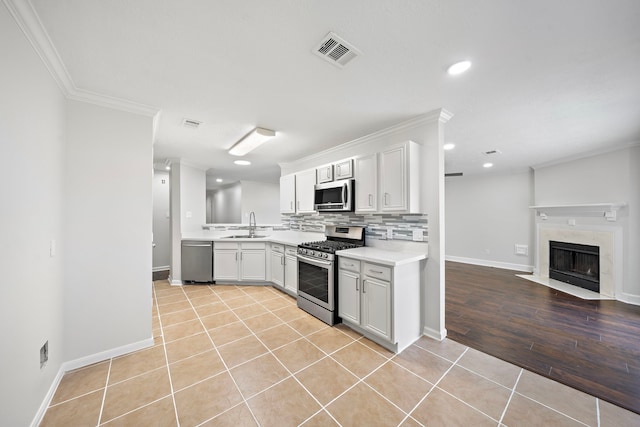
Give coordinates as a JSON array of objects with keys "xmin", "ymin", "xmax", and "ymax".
[
  {"xmin": 363, "ymin": 263, "xmax": 391, "ymax": 281},
  {"xmin": 271, "ymin": 243, "xmax": 284, "ymax": 253},
  {"xmin": 285, "ymin": 246, "xmax": 297, "ymax": 257},
  {"xmin": 339, "ymin": 257, "xmax": 361, "ymax": 273},
  {"xmin": 241, "ymin": 242, "xmax": 266, "ymax": 250},
  {"xmin": 215, "ymin": 242, "xmax": 239, "ymax": 250}
]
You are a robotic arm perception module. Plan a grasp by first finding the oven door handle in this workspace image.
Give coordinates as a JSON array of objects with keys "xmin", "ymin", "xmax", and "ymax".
[{"xmin": 297, "ymin": 254, "xmax": 333, "ymax": 267}]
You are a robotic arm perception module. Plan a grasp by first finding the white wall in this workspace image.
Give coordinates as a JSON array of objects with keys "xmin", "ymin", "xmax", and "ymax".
[
  {"xmin": 0, "ymin": 4, "xmax": 66, "ymax": 425},
  {"xmin": 445, "ymin": 169, "xmax": 535, "ymax": 271},
  {"xmin": 213, "ymin": 182, "xmax": 242, "ymax": 223},
  {"xmin": 240, "ymin": 180, "xmax": 280, "ymax": 224},
  {"xmin": 534, "ymin": 147, "xmax": 639, "ymax": 302},
  {"xmin": 152, "ymin": 170, "xmax": 170, "ymax": 270},
  {"xmin": 63, "ymin": 100, "xmax": 153, "ymax": 361},
  {"xmin": 179, "ymin": 163, "xmax": 206, "ymax": 233}
]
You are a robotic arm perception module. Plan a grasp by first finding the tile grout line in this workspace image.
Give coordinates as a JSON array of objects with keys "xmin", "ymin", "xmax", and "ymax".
[
  {"xmin": 396, "ymin": 346, "xmax": 470, "ymax": 426},
  {"xmin": 95, "ymin": 358, "xmax": 113, "ymax": 426},
  {"xmin": 498, "ymin": 368, "xmax": 523, "ymax": 425},
  {"xmin": 149, "ymin": 280, "xmax": 182, "ymax": 426}
]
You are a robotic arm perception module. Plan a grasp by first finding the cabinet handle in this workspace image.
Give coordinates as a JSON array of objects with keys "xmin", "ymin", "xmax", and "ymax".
[
  {"xmin": 290, "ymin": 201, "xmax": 293, "ymax": 210},
  {"xmin": 356, "ymin": 278, "xmax": 359, "ymax": 291},
  {"xmin": 370, "ymin": 269, "xmax": 384, "ymax": 274},
  {"xmin": 384, "ymin": 193, "xmax": 389, "ymax": 205},
  {"xmin": 297, "ymin": 201, "xmax": 300, "ymax": 210},
  {"xmin": 368, "ymin": 194, "xmax": 373, "ymax": 207},
  {"xmin": 363, "ymin": 281, "xmax": 366, "ymax": 293},
  {"xmin": 235, "ymin": 252, "xmax": 238, "ymax": 261},
  {"xmin": 337, "ymin": 165, "xmax": 341, "ymax": 175}
]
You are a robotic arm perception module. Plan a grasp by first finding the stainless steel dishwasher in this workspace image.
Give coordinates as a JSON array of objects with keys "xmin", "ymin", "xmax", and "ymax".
[{"xmin": 181, "ymin": 241, "xmax": 213, "ymax": 282}]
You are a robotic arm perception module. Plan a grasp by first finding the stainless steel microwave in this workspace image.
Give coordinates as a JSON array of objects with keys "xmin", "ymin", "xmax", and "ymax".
[{"xmin": 314, "ymin": 179, "xmax": 355, "ymax": 212}]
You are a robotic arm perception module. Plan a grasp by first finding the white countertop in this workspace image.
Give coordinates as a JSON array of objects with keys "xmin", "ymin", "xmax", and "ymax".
[
  {"xmin": 336, "ymin": 247, "xmax": 427, "ymax": 267},
  {"xmin": 181, "ymin": 230, "xmax": 325, "ymax": 247}
]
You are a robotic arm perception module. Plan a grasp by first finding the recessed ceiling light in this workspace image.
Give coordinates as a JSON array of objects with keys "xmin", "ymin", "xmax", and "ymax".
[
  {"xmin": 483, "ymin": 162, "xmax": 493, "ymax": 168},
  {"xmin": 234, "ymin": 160, "xmax": 251, "ymax": 166},
  {"xmin": 216, "ymin": 178, "xmax": 223, "ymax": 183},
  {"xmin": 165, "ymin": 166, "xmax": 171, "ymax": 171},
  {"xmin": 443, "ymin": 143, "xmax": 455, "ymax": 150},
  {"xmin": 447, "ymin": 60, "xmax": 471, "ymax": 75}
]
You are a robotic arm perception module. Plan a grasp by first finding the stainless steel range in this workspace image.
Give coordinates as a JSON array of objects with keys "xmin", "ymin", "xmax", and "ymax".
[{"xmin": 297, "ymin": 225, "xmax": 365, "ymax": 325}]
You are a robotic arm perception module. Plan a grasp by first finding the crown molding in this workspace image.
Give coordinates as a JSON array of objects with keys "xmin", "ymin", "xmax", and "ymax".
[
  {"xmin": 279, "ymin": 108, "xmax": 453, "ymax": 169},
  {"xmin": 4, "ymin": 0, "xmax": 160, "ymax": 117}
]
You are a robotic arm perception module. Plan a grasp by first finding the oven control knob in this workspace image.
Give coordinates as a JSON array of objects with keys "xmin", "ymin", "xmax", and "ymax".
[{"xmin": 323, "ymin": 253, "xmax": 328, "ymax": 259}]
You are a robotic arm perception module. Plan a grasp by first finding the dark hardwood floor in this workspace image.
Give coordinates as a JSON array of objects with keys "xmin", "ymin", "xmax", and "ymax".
[{"xmin": 446, "ymin": 261, "xmax": 640, "ymax": 415}]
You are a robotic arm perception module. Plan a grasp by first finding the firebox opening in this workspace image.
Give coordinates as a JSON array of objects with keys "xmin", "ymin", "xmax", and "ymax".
[{"xmin": 549, "ymin": 241, "xmax": 600, "ymax": 293}]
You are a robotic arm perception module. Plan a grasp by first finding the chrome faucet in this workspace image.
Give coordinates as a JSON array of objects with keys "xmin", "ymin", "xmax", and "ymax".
[{"xmin": 249, "ymin": 211, "xmax": 256, "ymax": 237}]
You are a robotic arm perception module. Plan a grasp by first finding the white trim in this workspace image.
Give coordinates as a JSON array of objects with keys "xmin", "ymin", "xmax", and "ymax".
[
  {"xmin": 30, "ymin": 337, "xmax": 154, "ymax": 427},
  {"xmin": 152, "ymin": 265, "xmax": 170, "ymax": 273},
  {"xmin": 422, "ymin": 326, "xmax": 447, "ymax": 342},
  {"xmin": 61, "ymin": 337, "xmax": 154, "ymax": 372},
  {"xmin": 617, "ymin": 292, "xmax": 640, "ymax": 306},
  {"xmin": 278, "ymin": 109, "xmax": 453, "ymax": 169},
  {"xmin": 445, "ymin": 255, "xmax": 534, "ymax": 272},
  {"xmin": 532, "ymin": 142, "xmax": 640, "ymax": 171},
  {"xmin": 4, "ymin": 0, "xmax": 159, "ymax": 117},
  {"xmin": 30, "ymin": 365, "xmax": 64, "ymax": 427}
]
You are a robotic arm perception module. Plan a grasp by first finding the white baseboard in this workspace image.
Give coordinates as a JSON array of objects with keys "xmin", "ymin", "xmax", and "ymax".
[
  {"xmin": 617, "ymin": 292, "xmax": 640, "ymax": 306},
  {"xmin": 167, "ymin": 275, "xmax": 183, "ymax": 286},
  {"xmin": 31, "ymin": 336, "xmax": 154, "ymax": 427},
  {"xmin": 446, "ymin": 255, "xmax": 534, "ymax": 273},
  {"xmin": 423, "ymin": 326, "xmax": 447, "ymax": 341},
  {"xmin": 30, "ymin": 366, "xmax": 65, "ymax": 427},
  {"xmin": 152, "ymin": 265, "xmax": 170, "ymax": 272}
]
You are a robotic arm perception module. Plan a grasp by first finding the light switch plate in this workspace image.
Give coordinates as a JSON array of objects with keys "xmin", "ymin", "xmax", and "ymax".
[{"xmin": 412, "ymin": 230, "xmax": 424, "ymax": 241}]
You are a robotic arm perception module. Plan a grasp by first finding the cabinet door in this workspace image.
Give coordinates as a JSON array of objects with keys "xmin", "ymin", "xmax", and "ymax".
[
  {"xmin": 316, "ymin": 165, "xmax": 333, "ymax": 183},
  {"xmin": 279, "ymin": 174, "xmax": 296, "ymax": 213},
  {"xmin": 270, "ymin": 252, "xmax": 284, "ymax": 287},
  {"xmin": 355, "ymin": 154, "xmax": 378, "ymax": 213},
  {"xmin": 295, "ymin": 169, "xmax": 316, "ymax": 213},
  {"xmin": 380, "ymin": 145, "xmax": 407, "ymax": 211},
  {"xmin": 214, "ymin": 250, "xmax": 239, "ymax": 280},
  {"xmin": 338, "ymin": 269, "xmax": 361, "ymax": 324},
  {"xmin": 362, "ymin": 277, "xmax": 391, "ymax": 341},
  {"xmin": 240, "ymin": 250, "xmax": 266, "ymax": 280},
  {"xmin": 335, "ymin": 159, "xmax": 353, "ymax": 180},
  {"xmin": 284, "ymin": 254, "xmax": 298, "ymax": 294}
]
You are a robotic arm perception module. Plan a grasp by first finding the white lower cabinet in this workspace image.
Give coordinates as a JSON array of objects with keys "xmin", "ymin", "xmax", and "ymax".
[
  {"xmin": 338, "ymin": 256, "xmax": 420, "ymax": 353},
  {"xmin": 284, "ymin": 246, "xmax": 298, "ymax": 294},
  {"xmin": 214, "ymin": 242, "xmax": 266, "ymax": 281},
  {"xmin": 270, "ymin": 243, "xmax": 298, "ymax": 295}
]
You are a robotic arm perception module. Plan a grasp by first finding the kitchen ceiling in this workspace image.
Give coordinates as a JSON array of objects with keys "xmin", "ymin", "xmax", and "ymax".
[{"xmin": 25, "ymin": 0, "xmax": 640, "ymax": 187}]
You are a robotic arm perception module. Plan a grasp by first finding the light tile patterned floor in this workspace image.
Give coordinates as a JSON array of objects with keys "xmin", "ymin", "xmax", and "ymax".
[{"xmin": 41, "ymin": 281, "xmax": 640, "ymax": 426}]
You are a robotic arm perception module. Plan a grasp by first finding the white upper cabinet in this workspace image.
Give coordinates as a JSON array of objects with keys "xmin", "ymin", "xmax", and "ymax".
[
  {"xmin": 295, "ymin": 169, "xmax": 316, "ymax": 213},
  {"xmin": 279, "ymin": 174, "xmax": 296, "ymax": 213},
  {"xmin": 355, "ymin": 153, "xmax": 378, "ymax": 213},
  {"xmin": 380, "ymin": 141, "xmax": 421, "ymax": 213},
  {"xmin": 316, "ymin": 164, "xmax": 333, "ymax": 183},
  {"xmin": 334, "ymin": 159, "xmax": 354, "ymax": 180}
]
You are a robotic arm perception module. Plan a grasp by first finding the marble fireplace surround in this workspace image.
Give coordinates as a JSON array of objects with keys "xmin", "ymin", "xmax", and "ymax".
[{"xmin": 537, "ymin": 226, "xmax": 617, "ymax": 297}]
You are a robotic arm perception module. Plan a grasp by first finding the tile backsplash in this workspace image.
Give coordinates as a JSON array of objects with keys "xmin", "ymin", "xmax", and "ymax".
[{"xmin": 282, "ymin": 212, "xmax": 428, "ymax": 243}]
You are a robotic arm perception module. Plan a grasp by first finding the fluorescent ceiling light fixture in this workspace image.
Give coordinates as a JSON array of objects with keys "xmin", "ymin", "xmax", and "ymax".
[
  {"xmin": 234, "ymin": 160, "xmax": 251, "ymax": 166},
  {"xmin": 443, "ymin": 143, "xmax": 455, "ymax": 150},
  {"xmin": 447, "ymin": 60, "xmax": 471, "ymax": 75},
  {"xmin": 216, "ymin": 178, "xmax": 223, "ymax": 183},
  {"xmin": 228, "ymin": 127, "xmax": 276, "ymax": 156},
  {"xmin": 483, "ymin": 162, "xmax": 493, "ymax": 168}
]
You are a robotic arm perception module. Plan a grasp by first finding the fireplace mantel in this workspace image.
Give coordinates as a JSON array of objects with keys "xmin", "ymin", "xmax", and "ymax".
[{"xmin": 529, "ymin": 202, "xmax": 627, "ymax": 222}]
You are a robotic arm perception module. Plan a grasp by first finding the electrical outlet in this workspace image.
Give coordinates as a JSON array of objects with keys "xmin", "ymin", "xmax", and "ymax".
[
  {"xmin": 386, "ymin": 228, "xmax": 393, "ymax": 239},
  {"xmin": 515, "ymin": 244, "xmax": 528, "ymax": 256},
  {"xmin": 412, "ymin": 229, "xmax": 424, "ymax": 241}
]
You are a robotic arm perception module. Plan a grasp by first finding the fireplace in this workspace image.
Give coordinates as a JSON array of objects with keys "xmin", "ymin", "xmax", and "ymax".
[{"xmin": 549, "ymin": 241, "xmax": 600, "ymax": 292}]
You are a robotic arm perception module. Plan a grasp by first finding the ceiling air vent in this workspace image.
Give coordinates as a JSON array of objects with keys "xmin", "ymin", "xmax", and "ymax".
[
  {"xmin": 182, "ymin": 118, "xmax": 202, "ymax": 129},
  {"xmin": 482, "ymin": 149, "xmax": 502, "ymax": 156},
  {"xmin": 313, "ymin": 32, "xmax": 361, "ymax": 68}
]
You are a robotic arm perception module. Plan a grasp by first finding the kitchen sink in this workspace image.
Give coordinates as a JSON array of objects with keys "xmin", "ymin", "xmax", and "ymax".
[{"xmin": 222, "ymin": 234, "xmax": 269, "ymax": 239}]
